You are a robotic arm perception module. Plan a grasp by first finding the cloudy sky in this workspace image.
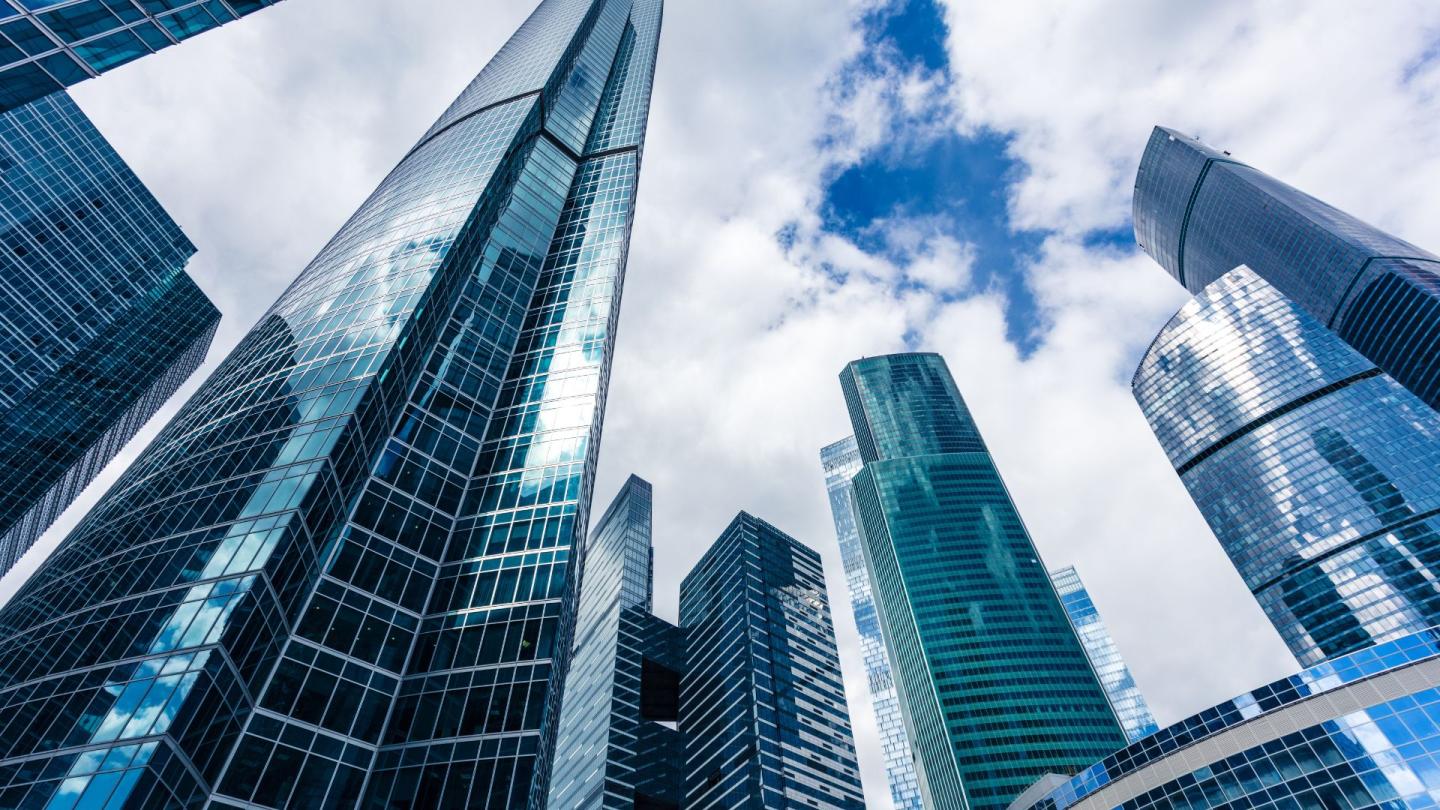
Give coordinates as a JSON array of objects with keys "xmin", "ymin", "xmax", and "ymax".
[{"xmin": 4, "ymin": 0, "xmax": 1440, "ymax": 805}]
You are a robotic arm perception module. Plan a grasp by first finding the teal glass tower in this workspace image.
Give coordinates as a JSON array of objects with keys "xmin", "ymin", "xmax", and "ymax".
[
  {"xmin": 0, "ymin": 90, "xmax": 217, "ymax": 578},
  {"xmin": 0, "ymin": 0, "xmax": 661, "ymax": 807},
  {"xmin": 0, "ymin": 0, "xmax": 286, "ymax": 112},
  {"xmin": 840, "ymin": 352, "xmax": 1127, "ymax": 810}
]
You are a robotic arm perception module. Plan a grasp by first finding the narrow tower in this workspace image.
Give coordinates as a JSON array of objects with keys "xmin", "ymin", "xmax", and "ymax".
[
  {"xmin": 0, "ymin": 1, "xmax": 662, "ymax": 806},
  {"xmin": 840, "ymin": 352, "xmax": 1127, "ymax": 810}
]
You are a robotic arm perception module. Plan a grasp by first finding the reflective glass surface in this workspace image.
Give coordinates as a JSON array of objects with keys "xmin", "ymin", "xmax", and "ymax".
[
  {"xmin": 1133, "ymin": 125, "xmax": 1440, "ymax": 410},
  {"xmin": 1134, "ymin": 267, "xmax": 1440, "ymax": 666},
  {"xmin": 1050, "ymin": 566, "xmax": 1159, "ymax": 744},
  {"xmin": 841, "ymin": 353, "xmax": 1128, "ymax": 810},
  {"xmin": 0, "ymin": 0, "xmax": 285, "ymax": 112},
  {"xmin": 0, "ymin": 90, "xmax": 216, "ymax": 577},
  {"xmin": 1021, "ymin": 628, "xmax": 1440, "ymax": 810},
  {"xmin": 820, "ymin": 435, "xmax": 923, "ymax": 810},
  {"xmin": 0, "ymin": 1, "xmax": 662, "ymax": 807},
  {"xmin": 679, "ymin": 513, "xmax": 866, "ymax": 810}
]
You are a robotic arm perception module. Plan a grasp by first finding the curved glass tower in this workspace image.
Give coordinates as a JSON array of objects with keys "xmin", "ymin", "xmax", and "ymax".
[
  {"xmin": 0, "ymin": 0, "xmax": 662, "ymax": 806},
  {"xmin": 840, "ymin": 352, "xmax": 1127, "ymax": 810},
  {"xmin": 1133, "ymin": 266, "xmax": 1440, "ymax": 666},
  {"xmin": 1133, "ymin": 125, "xmax": 1440, "ymax": 410}
]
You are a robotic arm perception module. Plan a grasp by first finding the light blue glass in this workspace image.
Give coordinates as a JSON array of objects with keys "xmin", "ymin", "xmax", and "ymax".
[
  {"xmin": 821, "ymin": 436, "xmax": 923, "ymax": 810},
  {"xmin": 1134, "ymin": 267, "xmax": 1440, "ymax": 666}
]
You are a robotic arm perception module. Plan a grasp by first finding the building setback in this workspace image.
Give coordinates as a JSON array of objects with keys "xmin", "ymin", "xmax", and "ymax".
[
  {"xmin": 820, "ymin": 435, "xmax": 924, "ymax": 810},
  {"xmin": 841, "ymin": 352, "xmax": 1128, "ymax": 810},
  {"xmin": 1050, "ymin": 566, "xmax": 1159, "ymax": 744},
  {"xmin": 1133, "ymin": 266, "xmax": 1440, "ymax": 666},
  {"xmin": 1133, "ymin": 125, "xmax": 1440, "ymax": 411},
  {"xmin": 0, "ymin": 90, "xmax": 217, "ymax": 577},
  {"xmin": 0, "ymin": 0, "xmax": 662, "ymax": 806},
  {"xmin": 0, "ymin": 0, "xmax": 287, "ymax": 112}
]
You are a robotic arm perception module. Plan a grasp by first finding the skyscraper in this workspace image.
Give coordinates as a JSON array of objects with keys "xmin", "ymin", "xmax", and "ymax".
[
  {"xmin": 680, "ymin": 512, "xmax": 865, "ymax": 810},
  {"xmin": 0, "ymin": 90, "xmax": 218, "ymax": 577},
  {"xmin": 1133, "ymin": 266, "xmax": 1440, "ymax": 666},
  {"xmin": 1050, "ymin": 566, "xmax": 1159, "ymax": 743},
  {"xmin": 1133, "ymin": 125, "xmax": 1440, "ymax": 410},
  {"xmin": 0, "ymin": 0, "xmax": 662, "ymax": 806},
  {"xmin": 820, "ymin": 435, "xmax": 923, "ymax": 810},
  {"xmin": 841, "ymin": 352, "xmax": 1128, "ymax": 810},
  {"xmin": 0, "ymin": 0, "xmax": 287, "ymax": 112}
]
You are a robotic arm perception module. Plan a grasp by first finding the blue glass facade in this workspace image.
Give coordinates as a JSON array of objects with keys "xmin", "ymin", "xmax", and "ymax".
[
  {"xmin": 0, "ymin": 90, "xmax": 217, "ymax": 577},
  {"xmin": 1133, "ymin": 266, "xmax": 1440, "ymax": 667},
  {"xmin": 841, "ymin": 352, "xmax": 1128, "ymax": 810},
  {"xmin": 1017, "ymin": 628, "xmax": 1440, "ymax": 810},
  {"xmin": 820, "ymin": 435, "xmax": 923, "ymax": 810},
  {"xmin": 1133, "ymin": 125, "xmax": 1440, "ymax": 411},
  {"xmin": 0, "ymin": 0, "xmax": 662, "ymax": 806},
  {"xmin": 1050, "ymin": 566, "xmax": 1159, "ymax": 744},
  {"xmin": 0, "ymin": 0, "xmax": 286, "ymax": 112},
  {"xmin": 679, "ymin": 512, "xmax": 866, "ymax": 810}
]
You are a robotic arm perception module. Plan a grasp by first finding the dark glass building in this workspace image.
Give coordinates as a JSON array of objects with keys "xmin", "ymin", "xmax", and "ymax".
[
  {"xmin": 1133, "ymin": 266, "xmax": 1440, "ymax": 666},
  {"xmin": 0, "ymin": 90, "xmax": 217, "ymax": 577},
  {"xmin": 1015, "ymin": 628, "xmax": 1440, "ymax": 810},
  {"xmin": 0, "ymin": 0, "xmax": 662, "ymax": 806},
  {"xmin": 679, "ymin": 512, "xmax": 865, "ymax": 810},
  {"xmin": 1050, "ymin": 566, "xmax": 1159, "ymax": 744},
  {"xmin": 841, "ymin": 352, "xmax": 1128, "ymax": 810},
  {"xmin": 820, "ymin": 435, "xmax": 923, "ymax": 810},
  {"xmin": 0, "ymin": 0, "xmax": 286, "ymax": 112},
  {"xmin": 1133, "ymin": 125, "xmax": 1440, "ymax": 411}
]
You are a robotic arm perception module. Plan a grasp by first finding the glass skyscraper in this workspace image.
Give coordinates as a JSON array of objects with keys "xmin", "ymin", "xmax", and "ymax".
[
  {"xmin": 820, "ymin": 435, "xmax": 923, "ymax": 810},
  {"xmin": 1133, "ymin": 125, "xmax": 1440, "ymax": 411},
  {"xmin": 0, "ymin": 0, "xmax": 661, "ymax": 806},
  {"xmin": 0, "ymin": 90, "xmax": 217, "ymax": 577},
  {"xmin": 840, "ymin": 352, "xmax": 1128, "ymax": 810},
  {"xmin": 1133, "ymin": 266, "xmax": 1440, "ymax": 667},
  {"xmin": 680, "ymin": 512, "xmax": 865, "ymax": 810},
  {"xmin": 0, "ymin": 0, "xmax": 286, "ymax": 112},
  {"xmin": 1050, "ymin": 566, "xmax": 1159, "ymax": 744}
]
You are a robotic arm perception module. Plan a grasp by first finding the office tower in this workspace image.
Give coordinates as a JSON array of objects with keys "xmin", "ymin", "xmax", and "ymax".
[
  {"xmin": 841, "ymin": 352, "xmax": 1128, "ymax": 810},
  {"xmin": 1133, "ymin": 125, "xmax": 1440, "ymax": 410},
  {"xmin": 0, "ymin": 0, "xmax": 662, "ymax": 807},
  {"xmin": 1014, "ymin": 628, "xmax": 1440, "ymax": 810},
  {"xmin": 820, "ymin": 436, "xmax": 923, "ymax": 810},
  {"xmin": 0, "ymin": 0, "xmax": 286, "ymax": 112},
  {"xmin": 0, "ymin": 90, "xmax": 217, "ymax": 577},
  {"xmin": 548, "ymin": 475, "xmax": 686, "ymax": 809},
  {"xmin": 1133, "ymin": 266, "xmax": 1440, "ymax": 666},
  {"xmin": 680, "ymin": 512, "xmax": 866, "ymax": 810},
  {"xmin": 1050, "ymin": 566, "xmax": 1159, "ymax": 743}
]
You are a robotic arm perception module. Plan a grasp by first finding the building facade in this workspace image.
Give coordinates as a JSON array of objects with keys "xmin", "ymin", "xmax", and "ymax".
[
  {"xmin": 0, "ymin": 90, "xmax": 217, "ymax": 577},
  {"xmin": 680, "ymin": 512, "xmax": 866, "ymax": 810},
  {"xmin": 1133, "ymin": 266, "xmax": 1440, "ymax": 666},
  {"xmin": 1050, "ymin": 566, "xmax": 1159, "ymax": 743},
  {"xmin": 1133, "ymin": 125, "xmax": 1440, "ymax": 411},
  {"xmin": 820, "ymin": 435, "xmax": 924, "ymax": 810},
  {"xmin": 1015, "ymin": 628, "xmax": 1440, "ymax": 810},
  {"xmin": 841, "ymin": 352, "xmax": 1129, "ymax": 810},
  {"xmin": 0, "ymin": 0, "xmax": 662, "ymax": 807},
  {"xmin": 0, "ymin": 0, "xmax": 286, "ymax": 112}
]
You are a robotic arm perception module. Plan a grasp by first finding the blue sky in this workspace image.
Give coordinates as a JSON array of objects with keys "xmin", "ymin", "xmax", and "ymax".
[{"xmin": 3, "ymin": 2, "xmax": 1440, "ymax": 807}]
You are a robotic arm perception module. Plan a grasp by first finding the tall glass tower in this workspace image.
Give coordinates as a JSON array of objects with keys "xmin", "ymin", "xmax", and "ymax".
[
  {"xmin": 841, "ymin": 352, "xmax": 1127, "ymax": 810},
  {"xmin": 0, "ymin": 0, "xmax": 662, "ymax": 807},
  {"xmin": 0, "ymin": 0, "xmax": 287, "ymax": 112},
  {"xmin": 680, "ymin": 512, "xmax": 866, "ymax": 810},
  {"xmin": 1133, "ymin": 266, "xmax": 1440, "ymax": 666},
  {"xmin": 1049, "ymin": 566, "xmax": 1159, "ymax": 743},
  {"xmin": 820, "ymin": 436, "xmax": 923, "ymax": 810},
  {"xmin": 1133, "ymin": 125, "xmax": 1440, "ymax": 410},
  {"xmin": 0, "ymin": 90, "xmax": 217, "ymax": 577}
]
